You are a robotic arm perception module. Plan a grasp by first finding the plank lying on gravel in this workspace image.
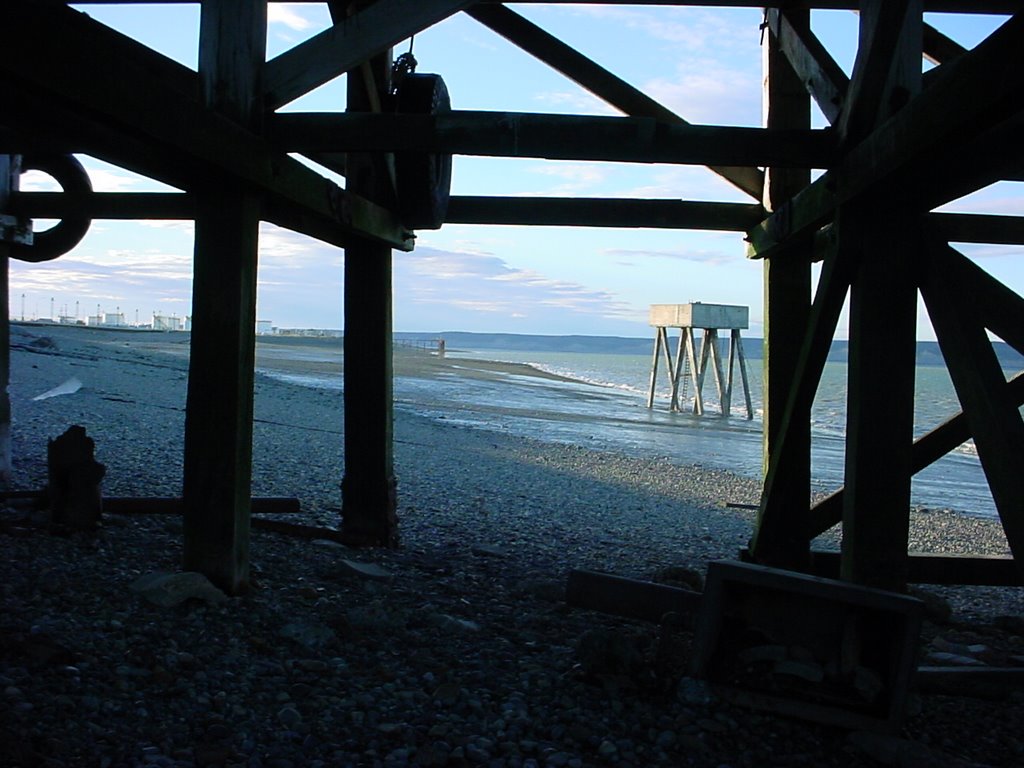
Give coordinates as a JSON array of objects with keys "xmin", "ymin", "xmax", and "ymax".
[
  {"xmin": 917, "ymin": 667, "xmax": 1024, "ymax": 700},
  {"xmin": 103, "ymin": 497, "xmax": 302, "ymax": 515},
  {"xmin": 566, "ymin": 569, "xmax": 702, "ymax": 624}
]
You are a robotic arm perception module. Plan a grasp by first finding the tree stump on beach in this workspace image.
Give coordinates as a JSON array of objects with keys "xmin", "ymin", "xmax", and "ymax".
[{"xmin": 48, "ymin": 425, "xmax": 105, "ymax": 531}]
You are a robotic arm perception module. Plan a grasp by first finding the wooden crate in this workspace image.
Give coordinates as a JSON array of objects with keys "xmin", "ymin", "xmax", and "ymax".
[{"xmin": 691, "ymin": 561, "xmax": 923, "ymax": 732}]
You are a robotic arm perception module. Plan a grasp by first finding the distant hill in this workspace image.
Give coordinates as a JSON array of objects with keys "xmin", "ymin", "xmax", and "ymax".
[{"xmin": 424, "ymin": 331, "xmax": 1024, "ymax": 371}]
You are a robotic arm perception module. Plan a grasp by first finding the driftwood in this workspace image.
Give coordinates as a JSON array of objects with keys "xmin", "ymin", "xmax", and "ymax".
[{"xmin": 47, "ymin": 425, "xmax": 105, "ymax": 531}]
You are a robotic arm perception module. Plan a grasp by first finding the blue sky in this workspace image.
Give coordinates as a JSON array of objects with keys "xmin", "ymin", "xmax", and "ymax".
[{"xmin": 12, "ymin": 4, "xmax": 1022, "ymax": 339}]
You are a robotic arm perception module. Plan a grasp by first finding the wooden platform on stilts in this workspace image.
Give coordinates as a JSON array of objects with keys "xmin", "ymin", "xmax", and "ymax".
[{"xmin": 646, "ymin": 303, "xmax": 753, "ymax": 419}]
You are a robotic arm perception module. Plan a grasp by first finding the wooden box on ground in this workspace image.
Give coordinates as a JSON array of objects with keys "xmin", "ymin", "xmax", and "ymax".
[
  {"xmin": 648, "ymin": 303, "xmax": 749, "ymax": 329},
  {"xmin": 691, "ymin": 561, "xmax": 923, "ymax": 732}
]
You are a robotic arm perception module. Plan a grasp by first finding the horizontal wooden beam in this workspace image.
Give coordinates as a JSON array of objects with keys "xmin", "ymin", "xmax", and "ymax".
[
  {"xmin": 63, "ymin": 1, "xmax": 1024, "ymax": 10},
  {"xmin": 0, "ymin": 4, "xmax": 411, "ymax": 249},
  {"xmin": 465, "ymin": 4, "xmax": 764, "ymax": 200},
  {"xmin": 446, "ymin": 196, "xmax": 764, "ymax": 230},
  {"xmin": 273, "ymin": 111, "xmax": 835, "ymax": 168},
  {"xmin": 807, "ymin": 551, "xmax": 1021, "ymax": 586},
  {"xmin": 928, "ymin": 212, "xmax": 1024, "ymax": 244},
  {"xmin": 10, "ymin": 192, "xmax": 193, "ymax": 220},
  {"xmin": 475, "ymin": 1, "xmax": 1024, "ymax": 9},
  {"xmin": 565, "ymin": 569, "xmax": 701, "ymax": 624}
]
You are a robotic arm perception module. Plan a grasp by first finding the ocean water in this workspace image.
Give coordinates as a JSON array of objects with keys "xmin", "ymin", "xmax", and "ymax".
[
  {"xmin": 407, "ymin": 347, "xmax": 997, "ymax": 520},
  {"xmin": 258, "ymin": 338, "xmax": 1001, "ymax": 520}
]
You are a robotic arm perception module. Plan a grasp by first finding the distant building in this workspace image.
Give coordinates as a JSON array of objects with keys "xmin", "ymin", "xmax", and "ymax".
[
  {"xmin": 256, "ymin": 320, "xmax": 273, "ymax": 335},
  {"xmin": 104, "ymin": 312, "xmax": 127, "ymax": 327},
  {"xmin": 87, "ymin": 314, "xmax": 103, "ymax": 326},
  {"xmin": 153, "ymin": 314, "xmax": 183, "ymax": 331}
]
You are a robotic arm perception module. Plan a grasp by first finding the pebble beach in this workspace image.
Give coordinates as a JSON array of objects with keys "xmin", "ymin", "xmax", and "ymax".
[{"xmin": 3, "ymin": 323, "xmax": 1024, "ymax": 768}]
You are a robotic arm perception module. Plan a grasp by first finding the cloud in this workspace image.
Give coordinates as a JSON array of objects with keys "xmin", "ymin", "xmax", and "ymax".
[
  {"xmin": 526, "ymin": 162, "xmax": 608, "ymax": 195},
  {"xmin": 569, "ymin": 6, "xmax": 754, "ymax": 53},
  {"xmin": 396, "ymin": 246, "xmax": 635, "ymax": 321},
  {"xmin": 643, "ymin": 64, "xmax": 760, "ymax": 126},
  {"xmin": 605, "ymin": 247, "xmax": 737, "ymax": 266},
  {"xmin": 533, "ymin": 90, "xmax": 619, "ymax": 115},
  {"xmin": 268, "ymin": 4, "xmax": 314, "ymax": 32}
]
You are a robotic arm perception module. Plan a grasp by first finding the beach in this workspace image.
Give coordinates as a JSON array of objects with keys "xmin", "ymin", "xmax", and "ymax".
[{"xmin": 3, "ymin": 323, "xmax": 1023, "ymax": 767}]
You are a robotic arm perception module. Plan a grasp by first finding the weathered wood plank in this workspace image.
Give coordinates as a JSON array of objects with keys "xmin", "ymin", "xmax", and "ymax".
[
  {"xmin": 264, "ymin": 0, "xmax": 473, "ymax": 111},
  {"xmin": 0, "ymin": 156, "xmax": 14, "ymax": 485},
  {"xmin": 66, "ymin": 1, "xmax": 1024, "ymax": 11},
  {"xmin": 0, "ymin": 4, "xmax": 411, "ymax": 250},
  {"xmin": 838, "ymin": 1, "xmax": 922, "ymax": 145},
  {"xmin": 445, "ymin": 197, "xmax": 762, "ymax": 230},
  {"xmin": 928, "ymin": 212, "xmax": 1024, "ymax": 245},
  {"xmin": 566, "ymin": 569, "xmax": 701, "ymax": 624},
  {"xmin": 182, "ymin": 0, "xmax": 266, "ymax": 596},
  {"xmin": 838, "ymin": 4, "xmax": 922, "ymax": 591},
  {"xmin": 808, "ymin": 551, "xmax": 1022, "ymax": 586},
  {"xmin": 765, "ymin": 9, "xmax": 848, "ymax": 124},
  {"xmin": 750, "ymin": 214, "xmax": 855, "ymax": 565},
  {"xmin": 464, "ymin": 4, "xmax": 764, "ymax": 200},
  {"xmin": 340, "ymin": 44, "xmax": 399, "ymax": 548},
  {"xmin": 756, "ymin": 9, "xmax": 814, "ymax": 568},
  {"xmin": 748, "ymin": 13, "xmax": 1024, "ymax": 256},
  {"xmin": 11, "ymin": 192, "xmax": 193, "ymax": 220},
  {"xmin": 273, "ymin": 111, "xmax": 834, "ymax": 168},
  {"xmin": 923, "ymin": 243, "xmax": 1024, "ymax": 572}
]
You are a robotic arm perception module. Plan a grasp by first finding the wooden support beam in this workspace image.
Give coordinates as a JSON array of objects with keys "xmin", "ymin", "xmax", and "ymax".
[
  {"xmin": 565, "ymin": 569, "xmax": 701, "ymax": 624},
  {"xmin": 748, "ymin": 13, "xmax": 1024, "ymax": 256},
  {"xmin": 0, "ymin": 4, "xmax": 411, "ymax": 250},
  {"xmin": 928, "ymin": 212, "xmax": 1024, "ymax": 245},
  {"xmin": 753, "ymin": 8, "xmax": 813, "ymax": 568},
  {"xmin": 922, "ymin": 243, "xmax": 1024, "ymax": 573},
  {"xmin": 63, "ymin": 1, "xmax": 1024, "ymax": 9},
  {"xmin": 464, "ymin": 4, "xmax": 764, "ymax": 200},
  {"xmin": 838, "ymin": 1, "xmax": 922, "ymax": 145},
  {"xmin": 445, "ymin": 197, "xmax": 763, "ymax": 230},
  {"xmin": 808, "ymin": 551, "xmax": 1022, "ymax": 586},
  {"xmin": 10, "ymin": 192, "xmax": 193, "ymax": 220},
  {"xmin": 340, "ymin": 42, "xmax": 399, "ymax": 548},
  {"xmin": 750, "ymin": 216, "xmax": 855, "ymax": 565},
  {"xmin": 765, "ymin": 9, "xmax": 848, "ymax": 124},
  {"xmin": 182, "ymin": 0, "xmax": 266, "ymax": 596},
  {"xmin": 923, "ymin": 22, "xmax": 969, "ymax": 65},
  {"xmin": 0, "ymin": 156, "xmax": 14, "ymax": 485},
  {"xmin": 839, "ymin": 3, "xmax": 922, "ymax": 591},
  {"xmin": 263, "ymin": 0, "xmax": 473, "ymax": 111},
  {"xmin": 273, "ymin": 111, "xmax": 834, "ymax": 168}
]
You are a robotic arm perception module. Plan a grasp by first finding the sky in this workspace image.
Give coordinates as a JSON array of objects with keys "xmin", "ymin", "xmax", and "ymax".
[{"xmin": 11, "ymin": 3, "xmax": 1022, "ymax": 339}]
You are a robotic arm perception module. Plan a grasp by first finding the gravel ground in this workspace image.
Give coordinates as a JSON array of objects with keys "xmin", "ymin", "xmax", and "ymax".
[{"xmin": 2, "ymin": 324, "xmax": 1023, "ymax": 768}]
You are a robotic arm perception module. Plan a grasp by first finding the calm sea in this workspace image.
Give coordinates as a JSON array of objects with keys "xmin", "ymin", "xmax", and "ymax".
[
  {"xmin": 401, "ymin": 346, "xmax": 997, "ymax": 520},
  {"xmin": 258, "ymin": 339, "xmax": 999, "ymax": 520}
]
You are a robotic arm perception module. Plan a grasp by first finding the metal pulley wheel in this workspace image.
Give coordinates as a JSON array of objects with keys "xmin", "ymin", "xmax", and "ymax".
[
  {"xmin": 393, "ymin": 73, "xmax": 452, "ymax": 230},
  {"xmin": 13, "ymin": 153, "xmax": 92, "ymax": 263}
]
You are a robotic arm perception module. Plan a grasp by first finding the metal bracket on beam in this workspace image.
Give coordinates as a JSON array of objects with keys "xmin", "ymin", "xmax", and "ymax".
[{"xmin": 0, "ymin": 213, "xmax": 32, "ymax": 245}]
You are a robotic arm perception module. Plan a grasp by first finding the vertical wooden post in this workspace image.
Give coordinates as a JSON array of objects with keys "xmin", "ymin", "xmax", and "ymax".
[
  {"xmin": 183, "ymin": 0, "xmax": 266, "ymax": 594},
  {"xmin": 646, "ymin": 328, "xmax": 661, "ymax": 408},
  {"xmin": 0, "ymin": 156, "xmax": 14, "ymax": 486},
  {"xmin": 340, "ymin": 39, "xmax": 399, "ymax": 547},
  {"xmin": 755, "ymin": 8, "xmax": 812, "ymax": 568},
  {"xmin": 840, "ymin": 1, "xmax": 922, "ymax": 590}
]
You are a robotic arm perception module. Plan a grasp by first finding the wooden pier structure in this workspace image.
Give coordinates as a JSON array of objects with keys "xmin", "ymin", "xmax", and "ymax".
[
  {"xmin": 2, "ymin": 2, "xmax": 1023, "ymax": 596},
  {"xmin": 647, "ymin": 303, "xmax": 753, "ymax": 419}
]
